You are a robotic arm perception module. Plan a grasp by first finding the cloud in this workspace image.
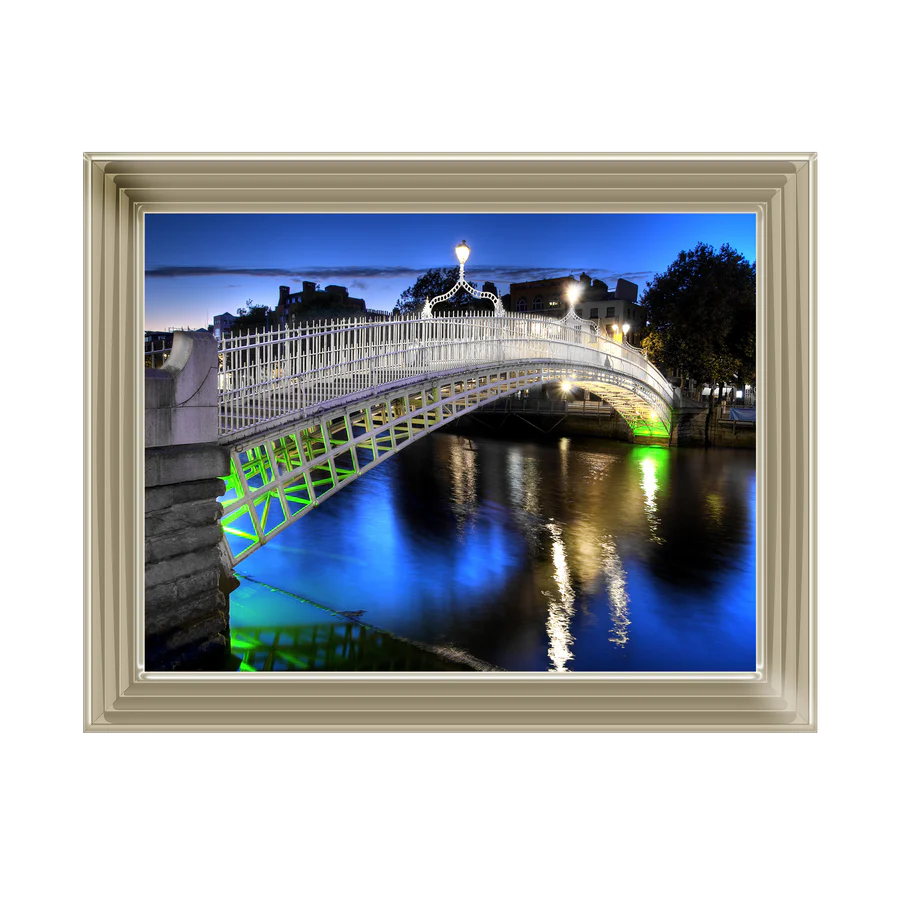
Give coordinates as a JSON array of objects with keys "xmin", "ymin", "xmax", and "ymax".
[
  {"xmin": 146, "ymin": 265, "xmax": 653, "ymax": 296},
  {"xmin": 473, "ymin": 266, "xmax": 648, "ymax": 284},
  {"xmin": 146, "ymin": 265, "xmax": 425, "ymax": 281}
]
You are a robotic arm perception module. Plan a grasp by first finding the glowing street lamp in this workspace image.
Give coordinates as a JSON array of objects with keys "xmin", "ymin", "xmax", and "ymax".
[
  {"xmin": 421, "ymin": 240, "xmax": 504, "ymax": 318},
  {"xmin": 454, "ymin": 240, "xmax": 471, "ymax": 268},
  {"xmin": 562, "ymin": 282, "xmax": 584, "ymax": 325},
  {"xmin": 622, "ymin": 322, "xmax": 631, "ymax": 343}
]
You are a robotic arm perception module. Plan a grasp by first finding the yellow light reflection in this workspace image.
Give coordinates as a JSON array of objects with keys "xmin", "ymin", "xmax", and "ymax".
[
  {"xmin": 639, "ymin": 456, "xmax": 664, "ymax": 543},
  {"xmin": 508, "ymin": 449, "xmax": 541, "ymax": 521},
  {"xmin": 705, "ymin": 492, "xmax": 723, "ymax": 527},
  {"xmin": 448, "ymin": 438, "xmax": 478, "ymax": 536},
  {"xmin": 599, "ymin": 537, "xmax": 631, "ymax": 647},
  {"xmin": 544, "ymin": 522, "xmax": 575, "ymax": 672}
]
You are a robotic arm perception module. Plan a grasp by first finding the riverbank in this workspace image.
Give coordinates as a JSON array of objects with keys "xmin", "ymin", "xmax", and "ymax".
[{"xmin": 445, "ymin": 401, "xmax": 755, "ymax": 449}]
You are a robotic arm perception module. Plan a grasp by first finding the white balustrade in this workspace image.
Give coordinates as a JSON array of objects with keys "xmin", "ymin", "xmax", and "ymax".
[{"xmin": 217, "ymin": 312, "xmax": 673, "ymax": 439}]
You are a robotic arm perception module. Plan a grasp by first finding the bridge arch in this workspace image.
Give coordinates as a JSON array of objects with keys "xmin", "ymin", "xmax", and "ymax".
[{"xmin": 215, "ymin": 312, "xmax": 673, "ymax": 563}]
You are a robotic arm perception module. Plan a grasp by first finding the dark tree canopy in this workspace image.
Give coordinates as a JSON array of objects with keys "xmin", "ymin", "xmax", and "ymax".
[
  {"xmin": 394, "ymin": 267, "xmax": 490, "ymax": 314},
  {"xmin": 640, "ymin": 242, "xmax": 755, "ymax": 388},
  {"xmin": 233, "ymin": 299, "xmax": 270, "ymax": 331}
]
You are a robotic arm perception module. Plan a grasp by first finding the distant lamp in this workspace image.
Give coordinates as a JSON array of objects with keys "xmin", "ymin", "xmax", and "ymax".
[
  {"xmin": 623, "ymin": 322, "xmax": 631, "ymax": 340},
  {"xmin": 562, "ymin": 382, "xmax": 572, "ymax": 392},
  {"xmin": 454, "ymin": 240, "xmax": 471, "ymax": 266},
  {"xmin": 562, "ymin": 283, "xmax": 583, "ymax": 324}
]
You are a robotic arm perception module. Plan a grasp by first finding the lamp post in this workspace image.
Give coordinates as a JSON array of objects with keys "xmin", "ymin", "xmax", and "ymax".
[
  {"xmin": 561, "ymin": 283, "xmax": 582, "ymax": 323},
  {"xmin": 455, "ymin": 239, "xmax": 470, "ymax": 271},
  {"xmin": 420, "ymin": 240, "xmax": 504, "ymax": 318},
  {"xmin": 622, "ymin": 322, "xmax": 631, "ymax": 344}
]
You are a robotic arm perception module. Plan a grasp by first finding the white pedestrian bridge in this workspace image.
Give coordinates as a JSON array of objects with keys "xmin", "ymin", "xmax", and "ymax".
[{"xmin": 214, "ymin": 312, "xmax": 674, "ymax": 562}]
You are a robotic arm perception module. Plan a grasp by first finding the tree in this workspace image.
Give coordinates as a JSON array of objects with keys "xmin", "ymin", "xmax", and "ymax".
[
  {"xmin": 233, "ymin": 298, "xmax": 270, "ymax": 331},
  {"xmin": 640, "ymin": 242, "xmax": 755, "ymax": 443},
  {"xmin": 394, "ymin": 267, "xmax": 489, "ymax": 314}
]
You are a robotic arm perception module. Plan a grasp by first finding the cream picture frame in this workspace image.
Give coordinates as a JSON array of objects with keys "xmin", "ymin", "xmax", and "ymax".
[{"xmin": 84, "ymin": 152, "xmax": 815, "ymax": 732}]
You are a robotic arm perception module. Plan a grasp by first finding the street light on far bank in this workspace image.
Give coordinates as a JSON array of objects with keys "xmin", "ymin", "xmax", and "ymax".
[{"xmin": 623, "ymin": 322, "xmax": 631, "ymax": 343}]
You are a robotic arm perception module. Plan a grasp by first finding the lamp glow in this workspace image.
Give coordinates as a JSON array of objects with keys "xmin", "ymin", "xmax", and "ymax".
[
  {"xmin": 562, "ymin": 382, "xmax": 572, "ymax": 392},
  {"xmin": 623, "ymin": 323, "xmax": 631, "ymax": 334},
  {"xmin": 421, "ymin": 239, "xmax": 503, "ymax": 318}
]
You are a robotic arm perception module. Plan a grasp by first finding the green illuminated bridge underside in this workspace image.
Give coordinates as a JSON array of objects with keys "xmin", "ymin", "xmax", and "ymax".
[{"xmin": 218, "ymin": 355, "xmax": 673, "ymax": 564}]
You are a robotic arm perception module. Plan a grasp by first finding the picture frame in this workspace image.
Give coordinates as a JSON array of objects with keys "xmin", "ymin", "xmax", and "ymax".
[{"xmin": 84, "ymin": 152, "xmax": 815, "ymax": 732}]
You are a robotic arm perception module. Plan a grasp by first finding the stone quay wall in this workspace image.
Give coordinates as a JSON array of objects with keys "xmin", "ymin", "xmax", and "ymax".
[{"xmin": 145, "ymin": 332, "xmax": 237, "ymax": 671}]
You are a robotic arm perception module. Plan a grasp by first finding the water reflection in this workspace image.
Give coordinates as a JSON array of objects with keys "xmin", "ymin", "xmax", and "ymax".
[
  {"xmin": 544, "ymin": 522, "xmax": 575, "ymax": 671},
  {"xmin": 234, "ymin": 432, "xmax": 757, "ymax": 672},
  {"xmin": 232, "ymin": 623, "xmax": 474, "ymax": 671},
  {"xmin": 507, "ymin": 447, "xmax": 543, "ymax": 551},
  {"xmin": 706, "ymin": 493, "xmax": 724, "ymax": 528},
  {"xmin": 598, "ymin": 536, "xmax": 631, "ymax": 647},
  {"xmin": 448, "ymin": 437, "xmax": 478, "ymax": 536},
  {"xmin": 638, "ymin": 451, "xmax": 665, "ymax": 544}
]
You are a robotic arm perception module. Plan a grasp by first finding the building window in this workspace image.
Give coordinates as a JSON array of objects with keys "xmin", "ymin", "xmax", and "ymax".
[
  {"xmin": 606, "ymin": 306, "xmax": 615, "ymax": 317},
  {"xmin": 589, "ymin": 308, "xmax": 598, "ymax": 318},
  {"xmin": 533, "ymin": 296, "xmax": 543, "ymax": 311},
  {"xmin": 516, "ymin": 297, "xmax": 527, "ymax": 312}
]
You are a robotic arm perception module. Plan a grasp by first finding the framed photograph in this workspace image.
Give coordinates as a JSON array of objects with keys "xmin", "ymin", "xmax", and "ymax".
[{"xmin": 81, "ymin": 148, "xmax": 823, "ymax": 736}]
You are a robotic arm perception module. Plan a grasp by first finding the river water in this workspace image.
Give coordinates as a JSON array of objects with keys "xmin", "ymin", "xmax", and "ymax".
[{"xmin": 232, "ymin": 431, "xmax": 756, "ymax": 672}]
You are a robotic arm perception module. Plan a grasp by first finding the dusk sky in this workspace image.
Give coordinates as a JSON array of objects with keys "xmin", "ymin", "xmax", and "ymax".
[{"xmin": 144, "ymin": 213, "xmax": 756, "ymax": 331}]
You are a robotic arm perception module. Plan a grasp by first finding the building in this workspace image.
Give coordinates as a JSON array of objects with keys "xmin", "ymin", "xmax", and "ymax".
[
  {"xmin": 212, "ymin": 312, "xmax": 236, "ymax": 339},
  {"xmin": 144, "ymin": 330, "xmax": 173, "ymax": 367},
  {"xmin": 508, "ymin": 273, "xmax": 647, "ymax": 341},
  {"xmin": 145, "ymin": 327, "xmax": 210, "ymax": 366},
  {"xmin": 274, "ymin": 282, "xmax": 366, "ymax": 324},
  {"xmin": 508, "ymin": 275, "xmax": 577, "ymax": 315}
]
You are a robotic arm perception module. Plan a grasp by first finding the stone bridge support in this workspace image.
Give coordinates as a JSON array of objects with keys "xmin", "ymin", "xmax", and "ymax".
[{"xmin": 145, "ymin": 332, "xmax": 237, "ymax": 670}]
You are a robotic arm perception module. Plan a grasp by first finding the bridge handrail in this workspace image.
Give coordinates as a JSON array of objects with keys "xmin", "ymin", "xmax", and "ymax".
[
  {"xmin": 217, "ymin": 313, "xmax": 666, "ymax": 387},
  {"xmin": 216, "ymin": 312, "xmax": 673, "ymax": 438}
]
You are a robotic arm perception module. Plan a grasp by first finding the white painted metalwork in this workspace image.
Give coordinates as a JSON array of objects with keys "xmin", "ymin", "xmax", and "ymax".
[
  {"xmin": 214, "ymin": 308, "xmax": 676, "ymax": 563},
  {"xmin": 218, "ymin": 363, "xmax": 550, "ymax": 562},
  {"xmin": 421, "ymin": 239, "xmax": 505, "ymax": 318},
  {"xmin": 217, "ymin": 311, "xmax": 674, "ymax": 443}
]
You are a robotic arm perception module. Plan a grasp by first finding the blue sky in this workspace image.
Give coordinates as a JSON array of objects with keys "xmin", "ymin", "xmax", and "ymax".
[{"xmin": 144, "ymin": 213, "xmax": 756, "ymax": 330}]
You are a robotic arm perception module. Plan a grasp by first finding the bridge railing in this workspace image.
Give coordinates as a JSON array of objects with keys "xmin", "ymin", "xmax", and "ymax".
[{"xmin": 217, "ymin": 312, "xmax": 674, "ymax": 438}]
